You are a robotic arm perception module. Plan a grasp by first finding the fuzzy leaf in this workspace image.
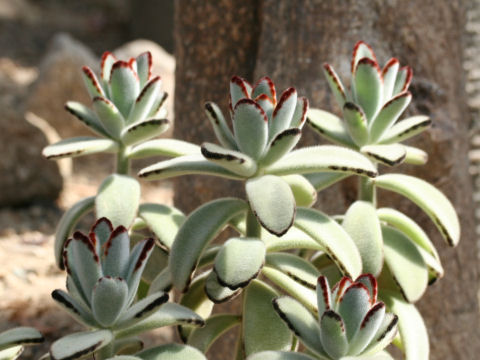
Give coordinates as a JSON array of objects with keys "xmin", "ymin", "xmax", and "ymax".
[
  {"xmin": 51, "ymin": 289, "xmax": 96, "ymax": 327},
  {"xmin": 0, "ymin": 327, "xmax": 43, "ymax": 352},
  {"xmin": 0, "ymin": 346, "xmax": 23, "ymax": 360},
  {"xmin": 138, "ymin": 154, "xmax": 243, "ymax": 180},
  {"xmin": 65, "ymin": 101, "xmax": 110, "ymax": 137},
  {"xmin": 342, "ymin": 201, "xmax": 383, "ymax": 276},
  {"xmin": 201, "ymin": 142, "xmax": 257, "ymax": 177},
  {"xmin": 252, "ymin": 76, "xmax": 276, "ymax": 101},
  {"xmin": 96, "ymin": 175, "xmax": 140, "ymax": 228},
  {"xmin": 382, "ymin": 226, "xmax": 428, "ymax": 303},
  {"xmin": 188, "ymin": 314, "xmax": 240, "ymax": 353},
  {"xmin": 354, "ymin": 58, "xmax": 383, "ymax": 121},
  {"xmin": 380, "ymin": 292, "xmax": 427, "ymax": 360},
  {"xmin": 116, "ymin": 292, "xmax": 169, "ymax": 329},
  {"xmin": 121, "ymin": 119, "xmax": 169, "ymax": 146},
  {"xmin": 261, "ymin": 128, "xmax": 301, "ymax": 167},
  {"xmin": 205, "ymin": 271, "xmax": 241, "ymax": 303},
  {"xmin": 124, "ymin": 239, "xmax": 155, "ymax": 302},
  {"xmin": 304, "ymin": 173, "xmax": 350, "ymax": 192},
  {"xmin": 169, "ymin": 198, "xmax": 248, "ymax": 291},
  {"xmin": 93, "ymin": 97, "xmax": 125, "ymax": 139},
  {"xmin": 320, "ymin": 310, "xmax": 349, "ymax": 359},
  {"xmin": 230, "ymin": 76, "xmax": 251, "ymax": 108},
  {"xmin": 214, "ymin": 237, "xmax": 265, "ymax": 289},
  {"xmin": 262, "ymin": 267, "xmax": 317, "ymax": 313},
  {"xmin": 102, "ymin": 227, "xmax": 130, "ymax": 277},
  {"xmin": 392, "ymin": 66, "xmax": 412, "ymax": 95},
  {"xmin": 115, "ymin": 303, "xmax": 204, "ymax": 339},
  {"xmin": 307, "ymin": 109, "xmax": 355, "ymax": 147},
  {"xmin": 337, "ymin": 284, "xmax": 371, "ymax": 340},
  {"xmin": 148, "ymin": 268, "xmax": 172, "ymax": 294},
  {"xmin": 135, "ymin": 52, "xmax": 152, "ymax": 87},
  {"xmin": 290, "ymin": 97, "xmax": 309, "ymax": 128},
  {"xmin": 246, "ymin": 175, "xmax": 296, "ymax": 236},
  {"xmin": 54, "ymin": 196, "xmax": 95, "ymax": 269},
  {"xmin": 361, "ymin": 144, "xmax": 406, "ymax": 166},
  {"xmin": 43, "ymin": 137, "xmax": 118, "ymax": 160},
  {"xmin": 323, "ymin": 64, "xmax": 347, "ymax": 107},
  {"xmin": 100, "ymin": 52, "xmax": 117, "ymax": 83},
  {"xmin": 270, "ymin": 88, "xmax": 298, "ymax": 139},
  {"xmin": 92, "ymin": 277, "xmax": 129, "ymax": 327},
  {"xmin": 243, "ymin": 281, "xmax": 293, "ymax": 355},
  {"xmin": 282, "ymin": 175, "xmax": 317, "ymax": 207},
  {"xmin": 343, "ymin": 102, "xmax": 369, "ymax": 146},
  {"xmin": 351, "ymin": 42, "xmax": 377, "ymax": 74},
  {"xmin": 246, "ymin": 352, "xmax": 316, "ymax": 360},
  {"xmin": 382, "ymin": 58, "xmax": 400, "ymax": 102},
  {"xmin": 369, "ymin": 92, "xmax": 411, "ymax": 143},
  {"xmin": 262, "ymin": 226, "xmax": 321, "ymax": 252},
  {"xmin": 379, "ymin": 116, "xmax": 431, "ymax": 144},
  {"xmin": 109, "ymin": 61, "xmax": 140, "ymax": 117},
  {"xmin": 137, "ymin": 344, "xmax": 207, "ymax": 360},
  {"xmin": 255, "ymin": 94, "xmax": 275, "ymax": 120},
  {"xmin": 265, "ymin": 145, "xmax": 377, "ymax": 178},
  {"xmin": 361, "ymin": 313, "xmax": 399, "ymax": 356},
  {"xmin": 403, "ymin": 145, "xmax": 428, "ymax": 165},
  {"xmin": 204, "ymin": 102, "xmax": 237, "ymax": 149},
  {"xmin": 233, "ymin": 99, "xmax": 268, "ymax": 160},
  {"xmin": 294, "ymin": 208, "xmax": 362, "ymax": 279},
  {"xmin": 272, "ymin": 297, "xmax": 327, "ymax": 357},
  {"xmin": 128, "ymin": 139, "xmax": 200, "ymax": 159},
  {"xmin": 348, "ymin": 303, "xmax": 386, "ymax": 356},
  {"xmin": 138, "ymin": 203, "xmax": 185, "ymax": 250},
  {"xmin": 375, "ymin": 174, "xmax": 460, "ymax": 246},
  {"xmin": 82, "ymin": 66, "xmax": 105, "ymax": 98},
  {"xmin": 266, "ymin": 253, "xmax": 320, "ymax": 290},
  {"xmin": 49, "ymin": 330, "xmax": 113, "ymax": 360},
  {"xmin": 128, "ymin": 76, "xmax": 162, "ymax": 123}
]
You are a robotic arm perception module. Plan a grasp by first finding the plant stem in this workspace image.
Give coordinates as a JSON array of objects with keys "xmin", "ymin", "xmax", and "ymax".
[
  {"xmin": 96, "ymin": 341, "xmax": 114, "ymax": 360},
  {"xmin": 358, "ymin": 176, "xmax": 377, "ymax": 206},
  {"xmin": 246, "ymin": 208, "xmax": 261, "ymax": 238},
  {"xmin": 116, "ymin": 145, "xmax": 130, "ymax": 175}
]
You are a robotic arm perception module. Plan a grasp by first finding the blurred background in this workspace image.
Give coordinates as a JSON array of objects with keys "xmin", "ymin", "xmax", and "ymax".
[{"xmin": 0, "ymin": 0, "xmax": 479, "ymax": 359}]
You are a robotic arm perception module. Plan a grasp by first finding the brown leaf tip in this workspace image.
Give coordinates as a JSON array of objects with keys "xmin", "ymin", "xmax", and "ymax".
[
  {"xmin": 273, "ymin": 87, "xmax": 297, "ymax": 118},
  {"xmin": 134, "ymin": 238, "xmax": 155, "ymax": 270}
]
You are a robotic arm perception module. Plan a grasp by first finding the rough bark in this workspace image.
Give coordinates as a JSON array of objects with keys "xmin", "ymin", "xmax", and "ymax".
[{"xmin": 174, "ymin": 0, "xmax": 479, "ymax": 358}]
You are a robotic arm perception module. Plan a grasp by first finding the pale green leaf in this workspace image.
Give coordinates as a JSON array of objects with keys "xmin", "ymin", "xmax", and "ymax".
[
  {"xmin": 204, "ymin": 271, "xmax": 241, "ymax": 303},
  {"xmin": 270, "ymin": 88, "xmax": 297, "ymax": 140},
  {"xmin": 304, "ymin": 173, "xmax": 350, "ymax": 192},
  {"xmin": 266, "ymin": 253, "xmax": 320, "ymax": 289},
  {"xmin": 188, "ymin": 314, "xmax": 240, "ymax": 353},
  {"xmin": 92, "ymin": 277, "xmax": 129, "ymax": 327},
  {"xmin": 51, "ymin": 290, "xmax": 96, "ymax": 327},
  {"xmin": 262, "ymin": 226, "xmax": 321, "ymax": 252},
  {"xmin": 128, "ymin": 139, "xmax": 200, "ymax": 159},
  {"xmin": 121, "ymin": 119, "xmax": 169, "ymax": 146},
  {"xmin": 382, "ymin": 58, "xmax": 400, "ymax": 102},
  {"xmin": 0, "ymin": 346, "xmax": 23, "ymax": 360},
  {"xmin": 116, "ymin": 292, "xmax": 169, "ymax": 329},
  {"xmin": 49, "ymin": 330, "xmax": 113, "ymax": 360},
  {"xmin": 403, "ymin": 146, "xmax": 428, "ymax": 165},
  {"xmin": 353, "ymin": 59, "xmax": 383, "ymax": 121},
  {"xmin": 307, "ymin": 109, "xmax": 355, "ymax": 147},
  {"xmin": 128, "ymin": 77, "xmax": 162, "ymax": 123},
  {"xmin": 93, "ymin": 97, "xmax": 125, "ymax": 139},
  {"xmin": 96, "ymin": 174, "xmax": 140, "ymax": 228},
  {"xmin": 136, "ymin": 344, "xmax": 207, "ymax": 360},
  {"xmin": 351, "ymin": 42, "xmax": 377, "ymax": 75},
  {"xmin": 392, "ymin": 67, "xmax": 412, "ymax": 96},
  {"xmin": 135, "ymin": 51, "xmax": 152, "ymax": 87},
  {"xmin": 169, "ymin": 198, "xmax": 248, "ymax": 291},
  {"xmin": 260, "ymin": 128, "xmax": 301, "ymax": 167},
  {"xmin": 0, "ymin": 327, "xmax": 43, "ymax": 352},
  {"xmin": 65, "ymin": 101, "xmax": 110, "ymax": 137},
  {"xmin": 109, "ymin": 62, "xmax": 140, "ymax": 117},
  {"xmin": 375, "ymin": 174, "xmax": 460, "ymax": 246},
  {"xmin": 230, "ymin": 76, "xmax": 251, "ymax": 108},
  {"xmin": 320, "ymin": 310, "xmax": 348, "ymax": 359},
  {"xmin": 361, "ymin": 144, "xmax": 406, "ymax": 167},
  {"xmin": 281, "ymin": 175, "xmax": 317, "ymax": 207},
  {"xmin": 82, "ymin": 66, "xmax": 105, "ymax": 98},
  {"xmin": 323, "ymin": 64, "xmax": 347, "ymax": 108},
  {"xmin": 43, "ymin": 137, "xmax": 118, "ymax": 160},
  {"xmin": 201, "ymin": 142, "xmax": 257, "ymax": 177},
  {"xmin": 204, "ymin": 102, "xmax": 237, "ymax": 149},
  {"xmin": 343, "ymin": 102, "xmax": 369, "ymax": 146},
  {"xmin": 246, "ymin": 351, "xmax": 316, "ymax": 360},
  {"xmin": 379, "ymin": 116, "xmax": 431, "ymax": 144}
]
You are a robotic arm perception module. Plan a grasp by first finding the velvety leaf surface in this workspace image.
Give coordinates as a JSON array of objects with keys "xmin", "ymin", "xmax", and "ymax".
[
  {"xmin": 233, "ymin": 99, "xmax": 268, "ymax": 159},
  {"xmin": 361, "ymin": 144, "xmax": 406, "ymax": 167},
  {"xmin": 204, "ymin": 102, "xmax": 237, "ymax": 149},
  {"xmin": 128, "ymin": 139, "xmax": 200, "ymax": 159},
  {"xmin": 281, "ymin": 175, "xmax": 317, "ymax": 207},
  {"xmin": 49, "ymin": 330, "xmax": 113, "ymax": 360},
  {"xmin": 307, "ymin": 109, "xmax": 355, "ymax": 147},
  {"xmin": 343, "ymin": 102, "xmax": 369, "ymax": 146},
  {"xmin": 0, "ymin": 327, "xmax": 43, "ymax": 351},
  {"xmin": 187, "ymin": 314, "xmax": 240, "ymax": 353},
  {"xmin": 121, "ymin": 119, "xmax": 169, "ymax": 146},
  {"xmin": 201, "ymin": 142, "xmax": 257, "ymax": 177},
  {"xmin": 136, "ymin": 344, "xmax": 207, "ymax": 360},
  {"xmin": 43, "ymin": 137, "xmax": 118, "ymax": 160},
  {"xmin": 379, "ymin": 116, "xmax": 431, "ymax": 144}
]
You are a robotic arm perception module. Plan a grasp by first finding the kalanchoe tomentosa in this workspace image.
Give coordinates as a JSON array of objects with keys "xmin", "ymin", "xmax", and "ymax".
[
  {"xmin": 308, "ymin": 41, "xmax": 430, "ymax": 167},
  {"xmin": 0, "ymin": 327, "xmax": 44, "ymax": 360},
  {"xmin": 250, "ymin": 275, "xmax": 398, "ymax": 360}
]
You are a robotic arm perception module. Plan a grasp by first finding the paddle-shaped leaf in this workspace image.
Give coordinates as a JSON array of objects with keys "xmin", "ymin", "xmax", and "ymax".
[
  {"xmin": 115, "ymin": 303, "xmax": 204, "ymax": 339},
  {"xmin": 246, "ymin": 175, "xmax": 296, "ymax": 236},
  {"xmin": 96, "ymin": 175, "xmax": 140, "ymax": 228},
  {"xmin": 265, "ymin": 145, "xmax": 377, "ymax": 178},
  {"xmin": 320, "ymin": 310, "xmax": 349, "ymax": 359},
  {"xmin": 121, "ymin": 119, "xmax": 169, "ymax": 146},
  {"xmin": 260, "ymin": 128, "xmax": 301, "ymax": 167},
  {"xmin": 116, "ymin": 292, "xmax": 169, "ymax": 329},
  {"xmin": 65, "ymin": 101, "xmax": 109, "ymax": 137},
  {"xmin": 43, "ymin": 137, "xmax": 118, "ymax": 160},
  {"xmin": 382, "ymin": 226, "xmax": 427, "ymax": 303},
  {"xmin": 243, "ymin": 281, "xmax": 293, "ymax": 355},
  {"xmin": 403, "ymin": 146, "xmax": 428, "ymax": 165},
  {"xmin": 93, "ymin": 96, "xmax": 125, "ymax": 139},
  {"xmin": 290, "ymin": 97, "xmax": 308, "ymax": 128},
  {"xmin": 201, "ymin": 142, "xmax": 257, "ymax": 177},
  {"xmin": 252, "ymin": 76, "xmax": 276, "ymax": 101},
  {"xmin": 307, "ymin": 109, "xmax": 355, "ymax": 147},
  {"xmin": 342, "ymin": 201, "xmax": 383, "ymax": 276},
  {"xmin": 51, "ymin": 290, "xmax": 96, "ymax": 327},
  {"xmin": 393, "ymin": 66, "xmax": 412, "ymax": 95},
  {"xmin": 82, "ymin": 66, "xmax": 105, "ymax": 98},
  {"xmin": 270, "ymin": 88, "xmax": 298, "ymax": 139},
  {"xmin": 348, "ymin": 303, "xmax": 386, "ymax": 356},
  {"xmin": 54, "ymin": 196, "xmax": 95, "ymax": 269},
  {"xmin": 169, "ymin": 198, "xmax": 248, "ymax": 291},
  {"xmin": 375, "ymin": 174, "xmax": 460, "ymax": 246},
  {"xmin": 382, "ymin": 58, "xmax": 399, "ymax": 102},
  {"xmin": 337, "ymin": 284, "xmax": 371, "ymax": 340},
  {"xmin": 49, "ymin": 330, "xmax": 113, "ymax": 360},
  {"xmin": 304, "ymin": 173, "xmax": 350, "ymax": 192},
  {"xmin": 128, "ymin": 76, "xmax": 162, "ymax": 123},
  {"xmin": 109, "ymin": 61, "xmax": 140, "ymax": 117},
  {"xmin": 379, "ymin": 116, "xmax": 431, "ymax": 144},
  {"xmin": 204, "ymin": 102, "xmax": 237, "ymax": 149},
  {"xmin": 294, "ymin": 208, "xmax": 362, "ymax": 279},
  {"xmin": 233, "ymin": 99, "xmax": 268, "ymax": 159},
  {"xmin": 323, "ymin": 63, "xmax": 346, "ymax": 107},
  {"xmin": 230, "ymin": 76, "xmax": 251, "ymax": 109},
  {"xmin": 128, "ymin": 139, "xmax": 200, "ymax": 159},
  {"xmin": 214, "ymin": 237, "xmax": 265, "ymax": 289},
  {"xmin": 380, "ymin": 291, "xmax": 428, "ymax": 360},
  {"xmin": 369, "ymin": 92, "xmax": 411, "ymax": 143},
  {"xmin": 354, "ymin": 58, "xmax": 383, "ymax": 121},
  {"xmin": 281, "ymin": 175, "xmax": 317, "ymax": 207},
  {"xmin": 91, "ymin": 277, "xmax": 129, "ymax": 327},
  {"xmin": 102, "ymin": 226, "xmax": 130, "ymax": 277},
  {"xmin": 272, "ymin": 296, "xmax": 327, "ymax": 357},
  {"xmin": 351, "ymin": 41, "xmax": 377, "ymax": 74},
  {"xmin": 343, "ymin": 102, "xmax": 369, "ymax": 147},
  {"xmin": 0, "ymin": 327, "xmax": 44, "ymax": 351},
  {"xmin": 136, "ymin": 344, "xmax": 207, "ymax": 360},
  {"xmin": 188, "ymin": 314, "xmax": 240, "ymax": 353},
  {"xmin": 205, "ymin": 271, "xmax": 241, "ymax": 303},
  {"xmin": 266, "ymin": 253, "xmax": 320, "ymax": 290},
  {"xmin": 262, "ymin": 226, "xmax": 321, "ymax": 252},
  {"xmin": 361, "ymin": 144, "xmax": 406, "ymax": 166},
  {"xmin": 135, "ymin": 51, "xmax": 152, "ymax": 87},
  {"xmin": 138, "ymin": 154, "xmax": 243, "ymax": 180}
]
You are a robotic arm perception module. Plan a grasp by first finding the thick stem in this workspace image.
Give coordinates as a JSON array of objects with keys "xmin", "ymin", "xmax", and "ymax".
[
  {"xmin": 116, "ymin": 146, "xmax": 130, "ymax": 175},
  {"xmin": 358, "ymin": 176, "xmax": 377, "ymax": 206},
  {"xmin": 246, "ymin": 208, "xmax": 261, "ymax": 238}
]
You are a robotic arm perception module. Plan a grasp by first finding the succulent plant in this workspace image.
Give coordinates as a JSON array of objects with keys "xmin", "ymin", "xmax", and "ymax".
[
  {"xmin": 49, "ymin": 218, "xmax": 204, "ymax": 360},
  {"xmin": 0, "ymin": 327, "xmax": 43, "ymax": 360},
  {"xmin": 307, "ymin": 41, "xmax": 429, "ymax": 168},
  {"xmin": 249, "ymin": 275, "xmax": 398, "ymax": 360}
]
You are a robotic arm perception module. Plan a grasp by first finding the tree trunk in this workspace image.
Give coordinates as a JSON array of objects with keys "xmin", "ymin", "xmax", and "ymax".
[{"xmin": 174, "ymin": 0, "xmax": 479, "ymax": 358}]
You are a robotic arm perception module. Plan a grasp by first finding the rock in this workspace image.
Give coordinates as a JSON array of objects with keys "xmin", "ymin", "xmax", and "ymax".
[
  {"xmin": 114, "ymin": 39, "xmax": 175, "ymax": 126},
  {"xmin": 26, "ymin": 33, "xmax": 99, "ymax": 139},
  {"xmin": 0, "ymin": 108, "xmax": 62, "ymax": 206}
]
